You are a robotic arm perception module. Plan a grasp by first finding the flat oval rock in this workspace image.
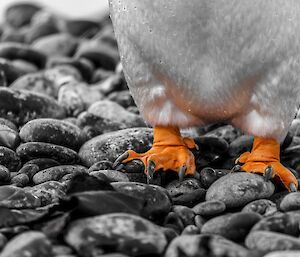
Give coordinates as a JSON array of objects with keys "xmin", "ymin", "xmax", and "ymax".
[
  {"xmin": 242, "ymin": 199, "xmax": 277, "ymax": 216},
  {"xmin": 246, "ymin": 231, "xmax": 300, "ymax": 251},
  {"xmin": 20, "ymin": 118, "xmax": 85, "ymax": 150},
  {"xmin": 206, "ymin": 172, "xmax": 275, "ymax": 208},
  {"xmin": 0, "ymin": 231, "xmax": 52, "ymax": 257},
  {"xmin": 17, "ymin": 142, "xmax": 79, "ymax": 164},
  {"xmin": 79, "ymin": 128, "xmax": 153, "ymax": 166},
  {"xmin": 192, "ymin": 200, "xmax": 226, "ymax": 216},
  {"xmin": 280, "ymin": 192, "xmax": 300, "ymax": 211},
  {"xmin": 32, "ymin": 165, "xmax": 87, "ymax": 185},
  {"xmin": 201, "ymin": 212, "xmax": 262, "ymax": 241},
  {"xmin": 111, "ymin": 182, "xmax": 172, "ymax": 220},
  {"xmin": 165, "ymin": 234, "xmax": 250, "ymax": 257},
  {"xmin": 90, "ymin": 170, "xmax": 129, "ymax": 183},
  {"xmin": 0, "ymin": 146, "xmax": 21, "ymax": 172},
  {"xmin": 263, "ymin": 251, "xmax": 300, "ymax": 257},
  {"xmin": 65, "ymin": 213, "xmax": 167, "ymax": 257},
  {"xmin": 0, "ymin": 88, "xmax": 66, "ymax": 125}
]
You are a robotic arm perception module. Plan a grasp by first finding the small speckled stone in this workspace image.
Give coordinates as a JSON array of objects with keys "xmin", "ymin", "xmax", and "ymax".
[
  {"xmin": 192, "ymin": 200, "xmax": 226, "ymax": 216},
  {"xmin": 165, "ymin": 234, "xmax": 251, "ymax": 257},
  {"xmin": 280, "ymin": 192, "xmax": 300, "ymax": 211},
  {"xmin": 0, "ymin": 146, "xmax": 21, "ymax": 172},
  {"xmin": 206, "ymin": 172, "xmax": 275, "ymax": 208},
  {"xmin": 11, "ymin": 173, "xmax": 30, "ymax": 187},
  {"xmin": 246, "ymin": 231, "xmax": 300, "ymax": 251},
  {"xmin": 0, "ymin": 231, "xmax": 53, "ymax": 257},
  {"xmin": 65, "ymin": 213, "xmax": 167, "ymax": 257},
  {"xmin": 201, "ymin": 212, "xmax": 262, "ymax": 241},
  {"xmin": 32, "ymin": 165, "xmax": 87, "ymax": 185},
  {"xmin": 0, "ymin": 165, "xmax": 10, "ymax": 182},
  {"xmin": 200, "ymin": 167, "xmax": 230, "ymax": 189},
  {"xmin": 242, "ymin": 199, "xmax": 277, "ymax": 216}
]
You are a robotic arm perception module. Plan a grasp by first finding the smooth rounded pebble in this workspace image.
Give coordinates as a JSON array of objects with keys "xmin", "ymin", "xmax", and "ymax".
[
  {"xmin": 0, "ymin": 146, "xmax": 21, "ymax": 172},
  {"xmin": 79, "ymin": 128, "xmax": 153, "ymax": 166},
  {"xmin": 90, "ymin": 170, "xmax": 130, "ymax": 183},
  {"xmin": 32, "ymin": 165, "xmax": 87, "ymax": 185},
  {"xmin": 65, "ymin": 213, "xmax": 167, "ymax": 257},
  {"xmin": 192, "ymin": 200, "xmax": 226, "ymax": 216},
  {"xmin": 0, "ymin": 231, "xmax": 53, "ymax": 257},
  {"xmin": 112, "ymin": 182, "xmax": 172, "ymax": 220},
  {"xmin": 0, "ymin": 124, "xmax": 20, "ymax": 149},
  {"xmin": 206, "ymin": 172, "xmax": 275, "ymax": 208},
  {"xmin": 242, "ymin": 199, "xmax": 277, "ymax": 216},
  {"xmin": 201, "ymin": 212, "xmax": 261, "ymax": 241},
  {"xmin": 246, "ymin": 231, "xmax": 300, "ymax": 251},
  {"xmin": 279, "ymin": 192, "xmax": 300, "ymax": 211},
  {"xmin": 165, "ymin": 234, "xmax": 250, "ymax": 257},
  {"xmin": 263, "ymin": 251, "xmax": 300, "ymax": 257},
  {"xmin": 20, "ymin": 118, "xmax": 86, "ymax": 150},
  {"xmin": 16, "ymin": 142, "xmax": 79, "ymax": 164}
]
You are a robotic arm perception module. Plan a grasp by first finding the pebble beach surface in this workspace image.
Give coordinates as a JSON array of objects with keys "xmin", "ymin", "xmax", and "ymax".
[{"xmin": 0, "ymin": 2, "xmax": 300, "ymax": 257}]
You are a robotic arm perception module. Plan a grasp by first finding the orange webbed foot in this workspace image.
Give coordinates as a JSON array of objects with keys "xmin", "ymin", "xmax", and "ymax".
[
  {"xmin": 236, "ymin": 137, "xmax": 298, "ymax": 192},
  {"xmin": 113, "ymin": 126, "xmax": 198, "ymax": 182}
]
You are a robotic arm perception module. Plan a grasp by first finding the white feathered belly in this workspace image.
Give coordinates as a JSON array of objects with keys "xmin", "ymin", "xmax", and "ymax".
[{"xmin": 110, "ymin": 0, "xmax": 300, "ymax": 140}]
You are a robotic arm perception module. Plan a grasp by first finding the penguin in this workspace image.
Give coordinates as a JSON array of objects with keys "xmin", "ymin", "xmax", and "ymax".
[{"xmin": 110, "ymin": 0, "xmax": 300, "ymax": 191}]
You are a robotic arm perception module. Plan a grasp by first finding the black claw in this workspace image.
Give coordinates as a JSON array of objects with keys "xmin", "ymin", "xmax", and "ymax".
[
  {"xmin": 113, "ymin": 152, "xmax": 129, "ymax": 168},
  {"xmin": 231, "ymin": 165, "xmax": 241, "ymax": 173},
  {"xmin": 147, "ymin": 160, "xmax": 156, "ymax": 184},
  {"xmin": 178, "ymin": 166, "xmax": 187, "ymax": 182},
  {"xmin": 264, "ymin": 166, "xmax": 273, "ymax": 182},
  {"xmin": 289, "ymin": 182, "xmax": 298, "ymax": 192}
]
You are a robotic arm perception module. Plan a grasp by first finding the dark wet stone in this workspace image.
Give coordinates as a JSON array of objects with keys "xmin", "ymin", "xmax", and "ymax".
[
  {"xmin": 25, "ymin": 158, "xmax": 60, "ymax": 171},
  {"xmin": 65, "ymin": 213, "xmax": 167, "ymax": 257},
  {"xmin": 20, "ymin": 118, "xmax": 86, "ymax": 150},
  {"xmin": 172, "ymin": 205, "xmax": 195, "ymax": 226},
  {"xmin": 5, "ymin": 3, "xmax": 41, "ymax": 28},
  {"xmin": 166, "ymin": 179, "xmax": 206, "ymax": 207},
  {"xmin": 0, "ymin": 58, "xmax": 27, "ymax": 85},
  {"xmin": 0, "ymin": 124, "xmax": 20, "ymax": 149},
  {"xmin": 0, "ymin": 231, "xmax": 53, "ymax": 257},
  {"xmin": 280, "ymin": 192, "xmax": 300, "ymax": 211},
  {"xmin": 205, "ymin": 125, "xmax": 242, "ymax": 144},
  {"xmin": 88, "ymin": 160, "xmax": 114, "ymax": 172},
  {"xmin": 32, "ymin": 33, "xmax": 78, "ymax": 57},
  {"xmin": 11, "ymin": 173, "xmax": 30, "ymax": 187},
  {"xmin": 112, "ymin": 182, "xmax": 172, "ymax": 220},
  {"xmin": 69, "ymin": 190, "xmax": 145, "ymax": 217},
  {"xmin": 250, "ymin": 212, "xmax": 300, "ymax": 236},
  {"xmin": 228, "ymin": 135, "xmax": 254, "ymax": 157},
  {"xmin": 108, "ymin": 90, "xmax": 135, "ymax": 109},
  {"xmin": 0, "ymin": 186, "xmax": 41, "ymax": 208},
  {"xmin": 192, "ymin": 200, "xmax": 226, "ymax": 216},
  {"xmin": 0, "ymin": 88, "xmax": 66, "ymax": 125},
  {"xmin": 201, "ymin": 212, "xmax": 262, "ymax": 241},
  {"xmin": 64, "ymin": 19, "xmax": 100, "ymax": 37},
  {"xmin": 88, "ymin": 100, "xmax": 145, "ymax": 128},
  {"xmin": 77, "ymin": 111, "xmax": 127, "ymax": 138},
  {"xmin": 17, "ymin": 142, "xmax": 79, "ymax": 164},
  {"xmin": 58, "ymin": 81, "xmax": 104, "ymax": 116},
  {"xmin": 206, "ymin": 172, "xmax": 275, "ymax": 208},
  {"xmin": 27, "ymin": 181, "xmax": 67, "ymax": 206},
  {"xmin": 181, "ymin": 225, "xmax": 200, "ymax": 235},
  {"xmin": 90, "ymin": 170, "xmax": 129, "ymax": 183},
  {"xmin": 65, "ymin": 173, "xmax": 113, "ymax": 194},
  {"xmin": 0, "ymin": 146, "xmax": 21, "ymax": 172},
  {"xmin": 75, "ymin": 39, "xmax": 119, "ymax": 70},
  {"xmin": 0, "ymin": 165, "xmax": 10, "ymax": 183},
  {"xmin": 79, "ymin": 128, "xmax": 153, "ymax": 166},
  {"xmin": 165, "ymin": 234, "xmax": 251, "ymax": 257},
  {"xmin": 200, "ymin": 168, "xmax": 230, "ymax": 189},
  {"xmin": 17, "ymin": 164, "xmax": 40, "ymax": 181},
  {"xmin": 242, "ymin": 199, "xmax": 277, "ymax": 217},
  {"xmin": 246, "ymin": 231, "xmax": 300, "ymax": 251},
  {"xmin": 32, "ymin": 165, "xmax": 87, "ymax": 185},
  {"xmin": 0, "ymin": 42, "xmax": 47, "ymax": 68}
]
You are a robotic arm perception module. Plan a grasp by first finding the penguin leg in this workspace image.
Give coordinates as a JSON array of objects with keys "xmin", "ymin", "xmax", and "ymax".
[
  {"xmin": 113, "ymin": 126, "xmax": 198, "ymax": 182},
  {"xmin": 236, "ymin": 137, "xmax": 298, "ymax": 192}
]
